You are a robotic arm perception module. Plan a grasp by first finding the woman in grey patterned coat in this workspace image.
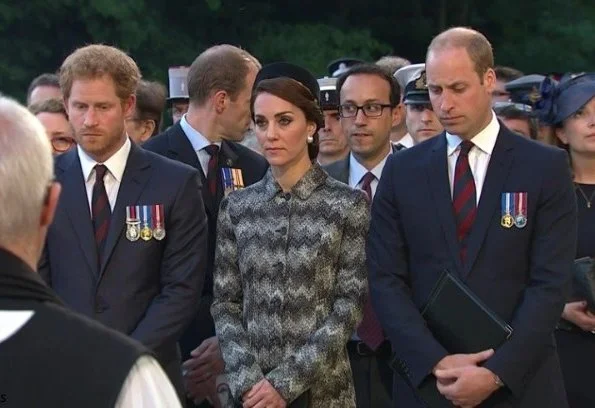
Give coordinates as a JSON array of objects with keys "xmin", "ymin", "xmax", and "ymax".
[{"xmin": 211, "ymin": 63, "xmax": 369, "ymax": 408}]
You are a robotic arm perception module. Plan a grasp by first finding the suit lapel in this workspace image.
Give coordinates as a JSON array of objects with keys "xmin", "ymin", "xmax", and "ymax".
[
  {"xmin": 167, "ymin": 123, "xmax": 216, "ymax": 216},
  {"xmin": 167, "ymin": 123, "xmax": 204, "ymax": 179},
  {"xmin": 462, "ymin": 128, "xmax": 515, "ymax": 277},
  {"xmin": 426, "ymin": 135, "xmax": 463, "ymax": 274},
  {"xmin": 338, "ymin": 155, "xmax": 350, "ymax": 184},
  {"xmin": 99, "ymin": 143, "xmax": 151, "ymax": 278},
  {"xmin": 58, "ymin": 151, "xmax": 98, "ymax": 277},
  {"xmin": 220, "ymin": 140, "xmax": 239, "ymax": 168}
]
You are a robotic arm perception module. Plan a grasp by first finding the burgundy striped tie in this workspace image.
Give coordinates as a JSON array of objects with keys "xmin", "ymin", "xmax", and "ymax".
[
  {"xmin": 357, "ymin": 172, "xmax": 385, "ymax": 350},
  {"xmin": 452, "ymin": 141, "xmax": 477, "ymax": 262},
  {"xmin": 204, "ymin": 144, "xmax": 219, "ymax": 197},
  {"xmin": 92, "ymin": 164, "xmax": 111, "ymax": 265}
]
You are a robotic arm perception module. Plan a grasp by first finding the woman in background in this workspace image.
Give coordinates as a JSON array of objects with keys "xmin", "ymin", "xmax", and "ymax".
[{"xmin": 541, "ymin": 73, "xmax": 595, "ymax": 408}]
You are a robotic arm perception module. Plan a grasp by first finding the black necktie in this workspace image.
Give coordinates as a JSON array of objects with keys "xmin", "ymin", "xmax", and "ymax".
[{"xmin": 204, "ymin": 144, "xmax": 220, "ymax": 197}]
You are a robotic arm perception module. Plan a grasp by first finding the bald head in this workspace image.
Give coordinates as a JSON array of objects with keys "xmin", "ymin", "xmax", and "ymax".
[{"xmin": 427, "ymin": 27, "xmax": 494, "ymax": 81}]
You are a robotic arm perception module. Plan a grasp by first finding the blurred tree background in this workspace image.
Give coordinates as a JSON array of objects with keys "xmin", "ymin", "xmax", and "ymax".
[{"xmin": 1, "ymin": 0, "xmax": 594, "ymax": 102}]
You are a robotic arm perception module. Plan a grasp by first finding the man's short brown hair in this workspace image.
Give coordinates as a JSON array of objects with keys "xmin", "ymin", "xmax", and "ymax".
[
  {"xmin": 135, "ymin": 80, "xmax": 167, "ymax": 136},
  {"xmin": 376, "ymin": 55, "xmax": 411, "ymax": 77},
  {"xmin": 187, "ymin": 45, "xmax": 261, "ymax": 106},
  {"xmin": 59, "ymin": 44, "xmax": 141, "ymax": 100},
  {"xmin": 28, "ymin": 98, "xmax": 67, "ymax": 119},
  {"xmin": 427, "ymin": 27, "xmax": 494, "ymax": 80},
  {"xmin": 494, "ymin": 66, "xmax": 524, "ymax": 83}
]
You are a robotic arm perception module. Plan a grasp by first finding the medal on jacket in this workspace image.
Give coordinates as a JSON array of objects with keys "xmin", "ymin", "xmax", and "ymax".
[
  {"xmin": 125, "ymin": 205, "xmax": 141, "ymax": 242},
  {"xmin": 140, "ymin": 205, "xmax": 153, "ymax": 241},
  {"xmin": 221, "ymin": 168, "xmax": 245, "ymax": 197},
  {"xmin": 152, "ymin": 204, "xmax": 166, "ymax": 241},
  {"xmin": 514, "ymin": 192, "xmax": 528, "ymax": 228},
  {"xmin": 501, "ymin": 193, "xmax": 514, "ymax": 228}
]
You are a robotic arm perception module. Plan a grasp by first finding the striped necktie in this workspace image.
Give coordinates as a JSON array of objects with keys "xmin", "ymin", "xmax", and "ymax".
[
  {"xmin": 92, "ymin": 164, "xmax": 111, "ymax": 265},
  {"xmin": 452, "ymin": 140, "xmax": 477, "ymax": 262}
]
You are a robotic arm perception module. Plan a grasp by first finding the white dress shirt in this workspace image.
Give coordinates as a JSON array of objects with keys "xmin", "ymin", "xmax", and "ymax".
[
  {"xmin": 348, "ymin": 150, "xmax": 392, "ymax": 199},
  {"xmin": 446, "ymin": 112, "xmax": 500, "ymax": 205},
  {"xmin": 393, "ymin": 133, "xmax": 415, "ymax": 149},
  {"xmin": 180, "ymin": 114, "xmax": 221, "ymax": 176},
  {"xmin": 0, "ymin": 311, "xmax": 181, "ymax": 408},
  {"xmin": 78, "ymin": 138, "xmax": 131, "ymax": 215}
]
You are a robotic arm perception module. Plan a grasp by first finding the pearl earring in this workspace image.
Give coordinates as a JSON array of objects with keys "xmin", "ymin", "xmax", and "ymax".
[{"xmin": 307, "ymin": 135, "xmax": 314, "ymax": 143}]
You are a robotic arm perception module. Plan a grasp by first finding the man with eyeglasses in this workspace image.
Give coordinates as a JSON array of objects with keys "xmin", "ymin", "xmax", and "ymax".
[
  {"xmin": 28, "ymin": 98, "xmax": 76, "ymax": 155},
  {"xmin": 395, "ymin": 63, "xmax": 444, "ymax": 144},
  {"xmin": 323, "ymin": 63, "xmax": 401, "ymax": 408}
]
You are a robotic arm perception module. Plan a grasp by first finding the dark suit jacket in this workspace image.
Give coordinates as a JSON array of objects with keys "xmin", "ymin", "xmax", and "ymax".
[
  {"xmin": 39, "ymin": 142, "xmax": 208, "ymax": 395},
  {"xmin": 143, "ymin": 123, "xmax": 268, "ymax": 357},
  {"xmin": 367, "ymin": 128, "xmax": 577, "ymax": 407}
]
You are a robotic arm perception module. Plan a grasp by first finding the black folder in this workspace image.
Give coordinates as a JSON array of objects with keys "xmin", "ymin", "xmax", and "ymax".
[{"xmin": 415, "ymin": 270, "xmax": 513, "ymax": 407}]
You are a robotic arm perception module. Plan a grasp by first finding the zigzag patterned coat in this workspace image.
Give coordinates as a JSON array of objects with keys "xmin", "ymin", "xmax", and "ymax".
[{"xmin": 211, "ymin": 164, "xmax": 369, "ymax": 407}]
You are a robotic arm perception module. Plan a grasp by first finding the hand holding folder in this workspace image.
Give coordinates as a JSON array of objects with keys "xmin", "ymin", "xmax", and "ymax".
[{"xmin": 414, "ymin": 270, "xmax": 513, "ymax": 407}]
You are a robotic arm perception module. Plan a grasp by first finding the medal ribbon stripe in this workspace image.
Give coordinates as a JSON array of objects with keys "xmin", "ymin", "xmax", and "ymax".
[
  {"xmin": 235, "ymin": 168, "xmax": 244, "ymax": 188},
  {"xmin": 153, "ymin": 204, "xmax": 160, "ymax": 226},
  {"xmin": 452, "ymin": 141, "xmax": 477, "ymax": 262}
]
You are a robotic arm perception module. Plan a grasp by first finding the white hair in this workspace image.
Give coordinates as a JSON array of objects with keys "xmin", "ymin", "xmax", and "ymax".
[{"xmin": 0, "ymin": 96, "xmax": 53, "ymax": 246}]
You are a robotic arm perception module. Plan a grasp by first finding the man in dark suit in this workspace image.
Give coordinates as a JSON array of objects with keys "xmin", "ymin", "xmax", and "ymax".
[
  {"xmin": 324, "ymin": 63, "xmax": 403, "ymax": 408},
  {"xmin": 1, "ymin": 96, "xmax": 182, "ymax": 408},
  {"xmin": 143, "ymin": 44, "xmax": 268, "ymax": 407},
  {"xmin": 39, "ymin": 44, "xmax": 208, "ymax": 401},
  {"xmin": 368, "ymin": 27, "xmax": 576, "ymax": 407}
]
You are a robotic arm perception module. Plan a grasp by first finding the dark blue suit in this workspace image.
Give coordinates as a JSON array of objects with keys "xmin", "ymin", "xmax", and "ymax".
[
  {"xmin": 368, "ymin": 127, "xmax": 576, "ymax": 407},
  {"xmin": 143, "ymin": 123, "xmax": 268, "ymax": 361},
  {"xmin": 39, "ymin": 142, "xmax": 208, "ymax": 397}
]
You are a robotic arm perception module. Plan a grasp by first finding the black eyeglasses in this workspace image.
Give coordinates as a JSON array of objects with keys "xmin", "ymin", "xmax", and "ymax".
[{"xmin": 339, "ymin": 103, "xmax": 393, "ymax": 118}]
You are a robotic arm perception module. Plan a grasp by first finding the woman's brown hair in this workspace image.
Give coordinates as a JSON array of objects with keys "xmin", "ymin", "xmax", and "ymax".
[{"xmin": 251, "ymin": 77, "xmax": 324, "ymax": 161}]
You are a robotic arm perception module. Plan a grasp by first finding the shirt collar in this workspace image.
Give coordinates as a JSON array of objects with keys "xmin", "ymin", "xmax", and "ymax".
[
  {"xmin": 78, "ymin": 137, "xmax": 131, "ymax": 183},
  {"xmin": 446, "ymin": 111, "xmax": 499, "ymax": 156},
  {"xmin": 395, "ymin": 133, "xmax": 415, "ymax": 148},
  {"xmin": 263, "ymin": 164, "xmax": 328, "ymax": 201},
  {"xmin": 349, "ymin": 149, "xmax": 391, "ymax": 186},
  {"xmin": 180, "ymin": 114, "xmax": 220, "ymax": 151}
]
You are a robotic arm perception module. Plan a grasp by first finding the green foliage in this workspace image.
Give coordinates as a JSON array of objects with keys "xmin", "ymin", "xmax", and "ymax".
[
  {"xmin": 1, "ymin": 0, "xmax": 594, "ymax": 103},
  {"xmin": 250, "ymin": 23, "xmax": 392, "ymax": 76}
]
